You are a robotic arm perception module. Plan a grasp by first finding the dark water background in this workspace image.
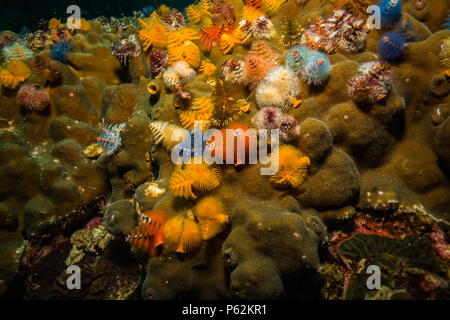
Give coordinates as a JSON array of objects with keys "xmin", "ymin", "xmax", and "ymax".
[{"xmin": 0, "ymin": 0, "xmax": 193, "ymax": 33}]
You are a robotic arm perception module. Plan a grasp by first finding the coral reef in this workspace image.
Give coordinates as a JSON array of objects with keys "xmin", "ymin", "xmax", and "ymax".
[
  {"xmin": 0, "ymin": 0, "xmax": 449, "ymax": 301},
  {"xmin": 329, "ymin": 215, "xmax": 449, "ymax": 299}
]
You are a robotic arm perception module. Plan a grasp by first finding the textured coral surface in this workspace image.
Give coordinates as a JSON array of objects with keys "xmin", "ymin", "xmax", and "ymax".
[{"xmin": 0, "ymin": 0, "xmax": 449, "ymax": 300}]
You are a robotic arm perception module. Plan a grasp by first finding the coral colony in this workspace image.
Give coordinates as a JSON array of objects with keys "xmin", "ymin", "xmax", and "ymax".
[{"xmin": 0, "ymin": 0, "xmax": 449, "ymax": 302}]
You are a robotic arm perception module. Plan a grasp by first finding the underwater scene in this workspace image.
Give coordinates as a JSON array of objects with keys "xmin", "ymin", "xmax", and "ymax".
[{"xmin": 0, "ymin": 0, "xmax": 449, "ymax": 301}]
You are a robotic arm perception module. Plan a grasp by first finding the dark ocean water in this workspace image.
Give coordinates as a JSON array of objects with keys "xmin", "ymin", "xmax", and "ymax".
[{"xmin": 0, "ymin": 0, "xmax": 193, "ymax": 33}]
